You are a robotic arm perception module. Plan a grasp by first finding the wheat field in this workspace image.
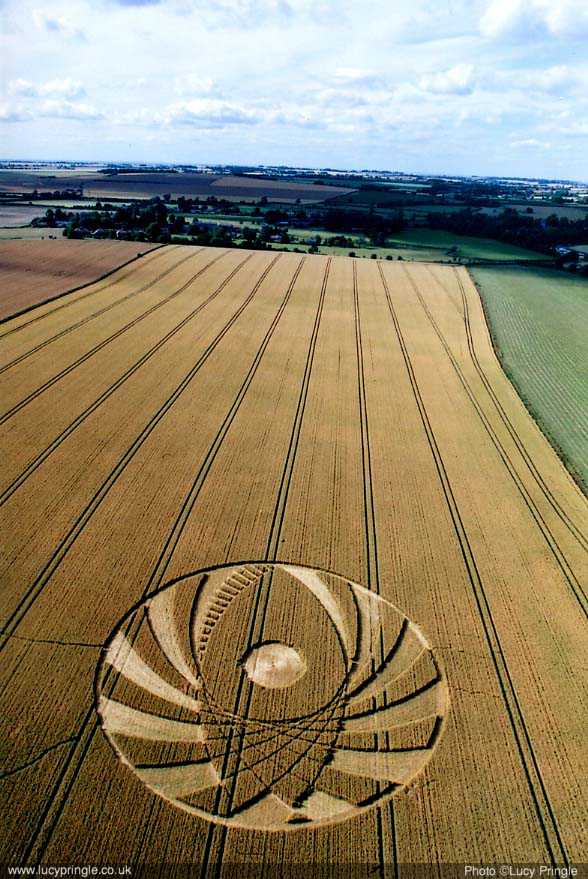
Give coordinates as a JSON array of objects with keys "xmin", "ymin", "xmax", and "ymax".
[{"xmin": 0, "ymin": 245, "xmax": 586, "ymax": 871}]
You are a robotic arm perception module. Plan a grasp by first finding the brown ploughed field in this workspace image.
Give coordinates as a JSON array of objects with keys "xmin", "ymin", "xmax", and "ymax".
[
  {"xmin": 0, "ymin": 245, "xmax": 586, "ymax": 872},
  {"xmin": 0, "ymin": 240, "xmax": 160, "ymax": 321}
]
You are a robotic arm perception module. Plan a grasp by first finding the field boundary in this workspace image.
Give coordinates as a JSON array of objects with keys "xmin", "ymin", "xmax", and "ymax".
[
  {"xmin": 0, "ymin": 247, "xmax": 225, "ymax": 426},
  {"xmin": 0, "ymin": 247, "xmax": 195, "ymax": 377},
  {"xmin": 0, "ymin": 243, "xmax": 166, "ymax": 327},
  {"xmin": 0, "ymin": 245, "xmax": 172, "ymax": 341},
  {"xmin": 467, "ymin": 267, "xmax": 588, "ymax": 496}
]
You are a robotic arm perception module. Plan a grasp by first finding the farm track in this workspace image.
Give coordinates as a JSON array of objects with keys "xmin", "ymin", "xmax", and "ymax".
[
  {"xmin": 201, "ymin": 259, "xmax": 331, "ymax": 874},
  {"xmin": 352, "ymin": 261, "xmax": 397, "ymax": 877},
  {"xmin": 379, "ymin": 261, "xmax": 586, "ymax": 861},
  {"xmin": 0, "ymin": 249, "xmax": 253, "ymax": 500},
  {"xmin": 0, "ymin": 246, "xmax": 586, "ymax": 869}
]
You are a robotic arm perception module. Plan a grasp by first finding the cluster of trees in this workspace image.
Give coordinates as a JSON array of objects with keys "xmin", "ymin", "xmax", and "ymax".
[
  {"xmin": 322, "ymin": 234, "xmax": 354, "ymax": 248},
  {"xmin": 186, "ymin": 223, "xmax": 289, "ymax": 250},
  {"xmin": 30, "ymin": 186, "xmax": 588, "ymax": 269},
  {"xmin": 183, "ymin": 224, "xmax": 236, "ymax": 248},
  {"xmin": 29, "ymin": 188, "xmax": 82, "ymax": 199},
  {"xmin": 58, "ymin": 197, "xmax": 241, "ymax": 243},
  {"xmin": 176, "ymin": 194, "xmax": 238, "ymax": 213},
  {"xmin": 49, "ymin": 195, "xmax": 293, "ymax": 248},
  {"xmin": 426, "ymin": 207, "xmax": 588, "ymax": 255},
  {"xmin": 321, "ymin": 208, "xmax": 405, "ymax": 245},
  {"xmin": 63, "ymin": 199, "xmax": 177, "ymax": 242},
  {"xmin": 262, "ymin": 208, "xmax": 289, "ymax": 224},
  {"xmin": 33, "ymin": 207, "xmax": 69, "ymax": 227}
]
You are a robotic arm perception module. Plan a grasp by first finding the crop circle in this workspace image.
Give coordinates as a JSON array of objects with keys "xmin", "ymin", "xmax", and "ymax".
[{"xmin": 96, "ymin": 562, "xmax": 449, "ymax": 830}]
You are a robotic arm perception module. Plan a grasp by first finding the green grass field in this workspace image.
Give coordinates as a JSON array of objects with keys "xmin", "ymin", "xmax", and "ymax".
[
  {"xmin": 330, "ymin": 189, "xmax": 427, "ymax": 207},
  {"xmin": 269, "ymin": 241, "xmax": 450, "ymax": 261},
  {"xmin": 273, "ymin": 228, "xmax": 548, "ymax": 263},
  {"xmin": 471, "ymin": 266, "xmax": 588, "ymax": 490},
  {"xmin": 387, "ymin": 229, "xmax": 550, "ymax": 261}
]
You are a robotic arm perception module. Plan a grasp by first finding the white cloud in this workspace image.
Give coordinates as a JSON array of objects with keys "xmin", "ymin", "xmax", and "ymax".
[
  {"xmin": 480, "ymin": 0, "xmax": 588, "ymax": 40},
  {"xmin": 0, "ymin": 102, "xmax": 32, "ymax": 122},
  {"xmin": 163, "ymin": 98, "xmax": 261, "ymax": 126},
  {"xmin": 330, "ymin": 68, "xmax": 383, "ymax": 88},
  {"xmin": 419, "ymin": 63, "xmax": 476, "ymax": 95},
  {"xmin": 526, "ymin": 66, "xmax": 573, "ymax": 91},
  {"xmin": 174, "ymin": 75, "xmax": 220, "ymax": 96},
  {"xmin": 391, "ymin": 82, "xmax": 422, "ymax": 103},
  {"xmin": 108, "ymin": 0, "xmax": 336, "ymax": 27},
  {"xmin": 40, "ymin": 79, "xmax": 86, "ymax": 99},
  {"xmin": 511, "ymin": 137, "xmax": 544, "ymax": 148},
  {"xmin": 266, "ymin": 107, "xmax": 323, "ymax": 128},
  {"xmin": 312, "ymin": 87, "xmax": 369, "ymax": 109},
  {"xmin": 40, "ymin": 99, "xmax": 103, "ymax": 120},
  {"xmin": 9, "ymin": 78, "xmax": 86, "ymax": 99},
  {"xmin": 480, "ymin": 0, "xmax": 532, "ymax": 39},
  {"xmin": 7, "ymin": 79, "xmax": 37, "ymax": 97},
  {"xmin": 546, "ymin": 120, "xmax": 588, "ymax": 137},
  {"xmin": 32, "ymin": 9, "xmax": 86, "ymax": 41},
  {"xmin": 542, "ymin": 0, "xmax": 588, "ymax": 38},
  {"xmin": 0, "ymin": 0, "xmax": 585, "ymax": 178}
]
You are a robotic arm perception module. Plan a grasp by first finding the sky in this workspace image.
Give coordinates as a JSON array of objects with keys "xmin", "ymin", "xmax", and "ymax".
[{"xmin": 1, "ymin": 0, "xmax": 587, "ymax": 180}]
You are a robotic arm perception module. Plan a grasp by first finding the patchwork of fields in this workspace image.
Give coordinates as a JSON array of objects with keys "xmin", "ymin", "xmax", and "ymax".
[
  {"xmin": 0, "ymin": 246, "xmax": 586, "ymax": 870},
  {"xmin": 0, "ymin": 170, "xmax": 354, "ymax": 204}
]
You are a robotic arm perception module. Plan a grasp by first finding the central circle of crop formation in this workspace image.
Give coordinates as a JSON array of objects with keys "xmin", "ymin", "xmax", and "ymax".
[
  {"xmin": 242, "ymin": 642, "xmax": 307, "ymax": 689},
  {"xmin": 96, "ymin": 562, "xmax": 449, "ymax": 831}
]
